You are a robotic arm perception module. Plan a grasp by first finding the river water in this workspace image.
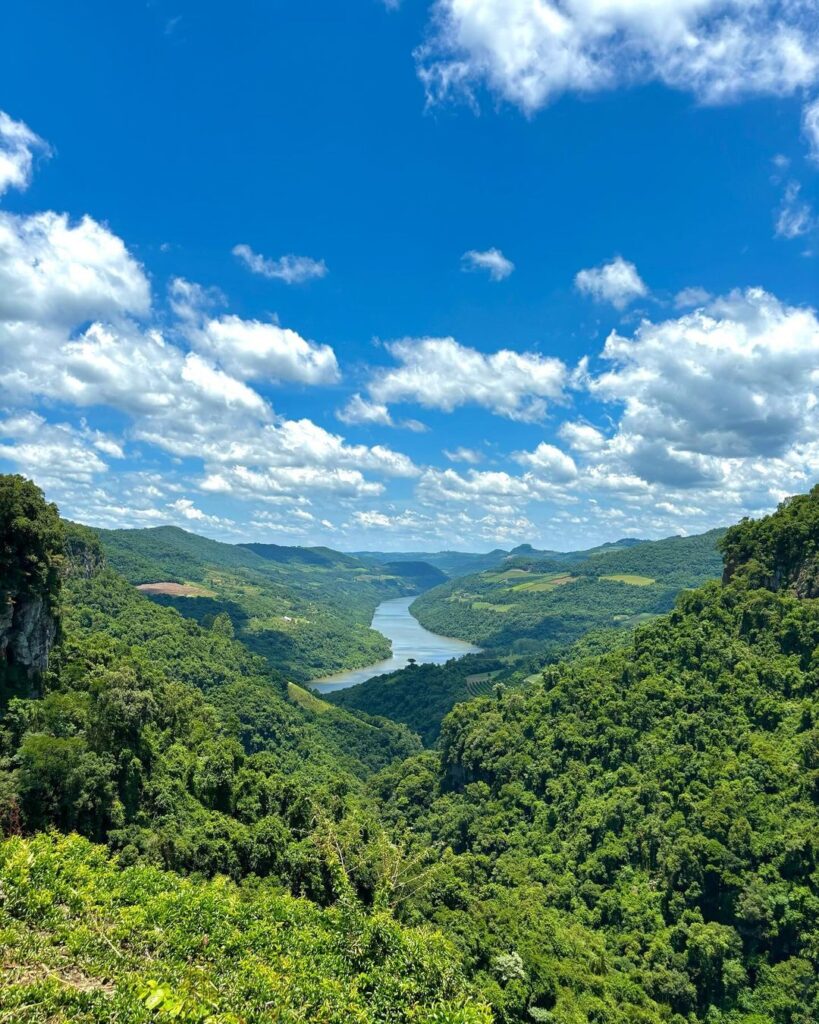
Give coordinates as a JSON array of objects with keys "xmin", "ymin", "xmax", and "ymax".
[{"xmin": 309, "ymin": 595, "xmax": 481, "ymax": 694}]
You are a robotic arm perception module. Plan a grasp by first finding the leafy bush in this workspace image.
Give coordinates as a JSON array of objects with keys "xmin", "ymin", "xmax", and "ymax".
[{"xmin": 0, "ymin": 831, "xmax": 491, "ymax": 1023}]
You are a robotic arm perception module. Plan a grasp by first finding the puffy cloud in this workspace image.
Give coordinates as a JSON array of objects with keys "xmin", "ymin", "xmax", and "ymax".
[
  {"xmin": 513, "ymin": 442, "xmax": 577, "ymax": 481},
  {"xmin": 0, "ymin": 413, "xmax": 110, "ymax": 486},
  {"xmin": 461, "ymin": 247, "xmax": 515, "ymax": 280},
  {"xmin": 804, "ymin": 96, "xmax": 819, "ymax": 161},
  {"xmin": 0, "ymin": 211, "xmax": 150, "ymax": 324},
  {"xmin": 418, "ymin": 0, "xmax": 819, "ymax": 113},
  {"xmin": 0, "ymin": 111, "xmax": 49, "ymax": 196},
  {"xmin": 166, "ymin": 498, "xmax": 234, "ymax": 528},
  {"xmin": 0, "ymin": 129, "xmax": 415, "ymax": 518},
  {"xmin": 201, "ymin": 465, "xmax": 385, "ymax": 500},
  {"xmin": 154, "ymin": 416, "xmax": 420, "ymax": 504},
  {"xmin": 353, "ymin": 509, "xmax": 401, "ymax": 529},
  {"xmin": 775, "ymin": 181, "xmax": 814, "ymax": 238},
  {"xmin": 190, "ymin": 314, "xmax": 340, "ymax": 385},
  {"xmin": 592, "ymin": 288, "xmax": 819, "ymax": 464},
  {"xmin": 336, "ymin": 394, "xmax": 430, "ymax": 432},
  {"xmin": 369, "ymin": 336, "xmax": 567, "ymax": 421},
  {"xmin": 574, "ymin": 257, "xmax": 648, "ymax": 309},
  {"xmin": 222, "ymin": 419, "xmax": 418, "ymax": 477},
  {"xmin": 232, "ymin": 243, "xmax": 328, "ymax": 284},
  {"xmin": 350, "ymin": 505, "xmax": 535, "ymax": 545},
  {"xmin": 418, "ymin": 466, "xmax": 553, "ymax": 505},
  {"xmin": 394, "ymin": 289, "xmax": 819, "ymax": 546},
  {"xmin": 337, "ymin": 393, "xmax": 395, "ymax": 426},
  {"xmin": 168, "ymin": 276, "xmax": 225, "ymax": 320},
  {"xmin": 559, "ymin": 421, "xmax": 606, "ymax": 453},
  {"xmin": 0, "ymin": 318, "xmax": 269, "ymax": 421}
]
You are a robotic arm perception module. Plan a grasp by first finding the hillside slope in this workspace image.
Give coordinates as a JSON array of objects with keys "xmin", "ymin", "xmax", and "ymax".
[
  {"xmin": 0, "ymin": 487, "xmax": 421, "ymax": 892},
  {"xmin": 331, "ymin": 531, "xmax": 727, "ymax": 744},
  {"xmin": 410, "ymin": 528, "xmax": 725, "ymax": 651},
  {"xmin": 98, "ymin": 525, "xmax": 439, "ymax": 681},
  {"xmin": 369, "ymin": 497, "xmax": 819, "ymax": 1021}
]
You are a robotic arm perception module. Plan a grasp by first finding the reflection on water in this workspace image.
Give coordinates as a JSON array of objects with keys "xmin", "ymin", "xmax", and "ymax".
[{"xmin": 309, "ymin": 596, "xmax": 480, "ymax": 694}]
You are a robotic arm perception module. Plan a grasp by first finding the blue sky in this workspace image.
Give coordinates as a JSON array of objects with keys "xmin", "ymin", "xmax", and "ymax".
[{"xmin": 1, "ymin": 0, "xmax": 818, "ymax": 550}]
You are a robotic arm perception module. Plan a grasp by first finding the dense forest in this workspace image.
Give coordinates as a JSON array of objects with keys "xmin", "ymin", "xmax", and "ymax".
[{"xmin": 1, "ymin": 473, "xmax": 818, "ymax": 1022}]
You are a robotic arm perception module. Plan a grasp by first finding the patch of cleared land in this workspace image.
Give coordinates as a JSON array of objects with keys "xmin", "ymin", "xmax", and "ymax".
[
  {"xmin": 288, "ymin": 682, "xmax": 331, "ymax": 713},
  {"xmin": 482, "ymin": 568, "xmax": 533, "ymax": 582},
  {"xmin": 511, "ymin": 573, "xmax": 576, "ymax": 592},
  {"xmin": 136, "ymin": 582, "xmax": 215, "ymax": 597},
  {"xmin": 600, "ymin": 574, "xmax": 656, "ymax": 586}
]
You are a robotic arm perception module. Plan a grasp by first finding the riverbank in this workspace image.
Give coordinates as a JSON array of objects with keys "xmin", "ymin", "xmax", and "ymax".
[{"xmin": 309, "ymin": 595, "xmax": 480, "ymax": 694}]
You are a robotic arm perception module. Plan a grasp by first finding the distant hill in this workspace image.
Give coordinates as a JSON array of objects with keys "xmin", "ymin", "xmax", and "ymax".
[
  {"xmin": 331, "ymin": 528, "xmax": 727, "ymax": 747},
  {"xmin": 354, "ymin": 548, "xmax": 509, "ymax": 577},
  {"xmin": 509, "ymin": 538, "xmax": 646, "ymax": 557},
  {"xmin": 97, "ymin": 526, "xmax": 442, "ymax": 682},
  {"xmin": 380, "ymin": 560, "xmax": 447, "ymax": 589},
  {"xmin": 240, "ymin": 542, "xmax": 362, "ymax": 569},
  {"xmin": 409, "ymin": 527, "xmax": 727, "ymax": 651}
]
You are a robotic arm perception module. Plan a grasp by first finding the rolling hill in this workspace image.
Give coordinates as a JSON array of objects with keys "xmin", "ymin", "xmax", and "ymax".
[
  {"xmin": 410, "ymin": 528, "xmax": 726, "ymax": 651},
  {"xmin": 97, "ymin": 526, "xmax": 443, "ymax": 682}
]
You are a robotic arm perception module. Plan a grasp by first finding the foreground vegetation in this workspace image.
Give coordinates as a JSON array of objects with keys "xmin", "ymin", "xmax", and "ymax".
[
  {"xmin": 0, "ymin": 491, "xmax": 420, "ymax": 888},
  {"xmin": 0, "ymin": 831, "xmax": 489, "ymax": 1023}
]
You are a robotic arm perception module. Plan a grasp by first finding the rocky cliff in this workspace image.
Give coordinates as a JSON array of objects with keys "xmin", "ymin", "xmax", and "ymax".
[
  {"xmin": 0, "ymin": 474, "xmax": 66, "ymax": 690},
  {"xmin": 63, "ymin": 521, "xmax": 105, "ymax": 580},
  {"xmin": 0, "ymin": 592, "xmax": 58, "ymax": 677}
]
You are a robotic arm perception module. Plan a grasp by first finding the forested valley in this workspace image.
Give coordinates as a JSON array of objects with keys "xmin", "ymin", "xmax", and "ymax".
[{"xmin": 1, "ymin": 472, "xmax": 818, "ymax": 1023}]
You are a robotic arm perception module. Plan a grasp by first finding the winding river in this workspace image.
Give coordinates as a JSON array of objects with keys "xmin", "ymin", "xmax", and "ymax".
[{"xmin": 309, "ymin": 595, "xmax": 481, "ymax": 694}]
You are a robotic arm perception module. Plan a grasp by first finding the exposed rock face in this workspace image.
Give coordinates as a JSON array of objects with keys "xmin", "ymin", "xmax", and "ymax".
[
  {"xmin": 64, "ymin": 529, "xmax": 105, "ymax": 580},
  {"xmin": 0, "ymin": 592, "xmax": 58, "ymax": 677},
  {"xmin": 794, "ymin": 554, "xmax": 819, "ymax": 599}
]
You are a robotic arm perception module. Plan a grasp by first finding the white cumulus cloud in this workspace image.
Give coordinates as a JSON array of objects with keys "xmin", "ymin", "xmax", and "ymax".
[
  {"xmin": 586, "ymin": 288, "xmax": 819, "ymax": 490},
  {"xmin": 444, "ymin": 446, "xmax": 484, "ymax": 464},
  {"xmin": 575, "ymin": 256, "xmax": 648, "ymax": 309},
  {"xmin": 337, "ymin": 394, "xmax": 396, "ymax": 427},
  {"xmin": 461, "ymin": 247, "xmax": 515, "ymax": 280},
  {"xmin": 369, "ymin": 336, "xmax": 567, "ymax": 421},
  {"xmin": 0, "ymin": 111, "xmax": 50, "ymax": 196},
  {"xmin": 0, "ymin": 211, "xmax": 151, "ymax": 324},
  {"xmin": 190, "ymin": 314, "xmax": 340, "ymax": 385},
  {"xmin": 513, "ymin": 442, "xmax": 578, "ymax": 482},
  {"xmin": 418, "ymin": 0, "xmax": 819, "ymax": 113}
]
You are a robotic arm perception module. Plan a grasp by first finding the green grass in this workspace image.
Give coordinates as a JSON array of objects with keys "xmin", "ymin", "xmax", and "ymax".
[
  {"xmin": 511, "ymin": 573, "xmax": 576, "ymax": 592},
  {"xmin": 480, "ymin": 568, "xmax": 532, "ymax": 582},
  {"xmin": 288, "ymin": 681, "xmax": 332, "ymax": 714}
]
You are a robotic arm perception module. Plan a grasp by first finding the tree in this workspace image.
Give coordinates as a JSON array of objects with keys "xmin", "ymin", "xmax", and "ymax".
[
  {"xmin": 0, "ymin": 475, "xmax": 64, "ymax": 602},
  {"xmin": 211, "ymin": 612, "xmax": 235, "ymax": 639}
]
